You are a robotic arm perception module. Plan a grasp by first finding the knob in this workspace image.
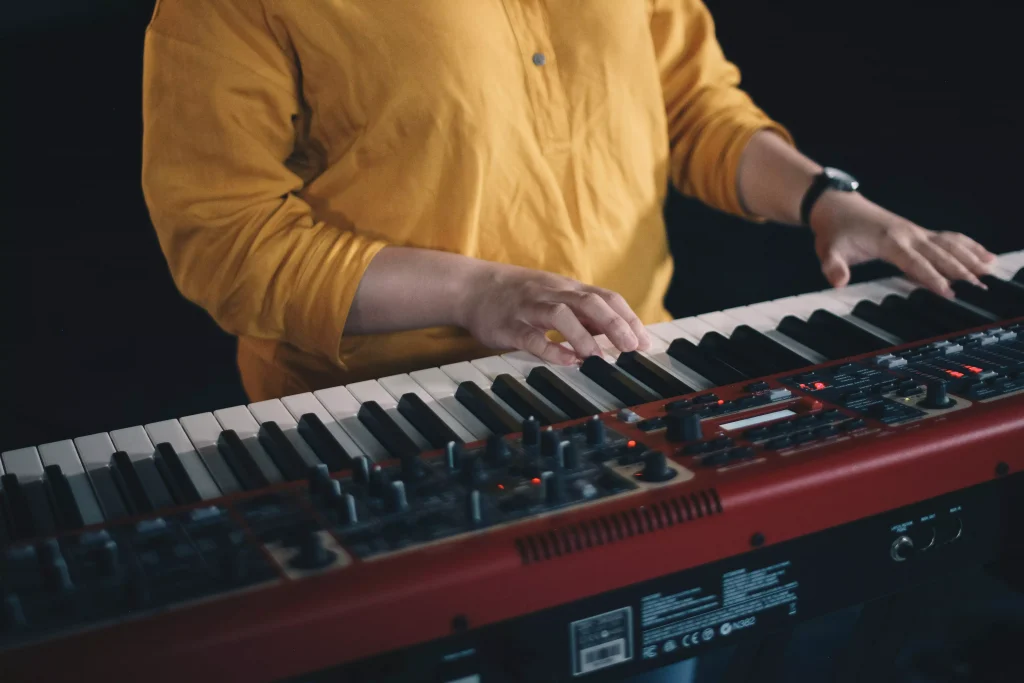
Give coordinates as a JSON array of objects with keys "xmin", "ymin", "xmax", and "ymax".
[
  {"xmin": 522, "ymin": 417, "xmax": 541, "ymax": 447},
  {"xmin": 47, "ymin": 557, "xmax": 75, "ymax": 594},
  {"xmin": 387, "ymin": 480, "xmax": 410, "ymax": 513},
  {"xmin": 337, "ymin": 492, "xmax": 359, "ymax": 525},
  {"xmin": 445, "ymin": 441, "xmax": 463, "ymax": 471},
  {"xmin": 292, "ymin": 531, "xmax": 335, "ymax": 570},
  {"xmin": 466, "ymin": 489, "xmax": 483, "ymax": 527},
  {"xmin": 639, "ymin": 450, "xmax": 676, "ymax": 482},
  {"xmin": 460, "ymin": 456, "xmax": 485, "ymax": 486},
  {"xmin": 352, "ymin": 455, "xmax": 371, "ymax": 484},
  {"xmin": 308, "ymin": 463, "xmax": 331, "ymax": 495},
  {"xmin": 563, "ymin": 441, "xmax": 580, "ymax": 469},
  {"xmin": 922, "ymin": 380, "xmax": 954, "ymax": 409},
  {"xmin": 97, "ymin": 540, "xmax": 120, "ymax": 578},
  {"xmin": 666, "ymin": 412, "xmax": 702, "ymax": 442},
  {"xmin": 540, "ymin": 428, "xmax": 560, "ymax": 458},
  {"xmin": 368, "ymin": 467, "xmax": 390, "ymax": 497},
  {"xmin": 890, "ymin": 535, "xmax": 914, "ymax": 562},
  {"xmin": 551, "ymin": 440, "xmax": 570, "ymax": 469},
  {"xmin": 486, "ymin": 434, "xmax": 510, "ymax": 464},
  {"xmin": 585, "ymin": 416, "xmax": 605, "ymax": 445},
  {"xmin": 545, "ymin": 472, "xmax": 567, "ymax": 504}
]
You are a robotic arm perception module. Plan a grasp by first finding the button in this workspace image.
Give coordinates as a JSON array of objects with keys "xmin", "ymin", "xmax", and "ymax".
[
  {"xmin": 814, "ymin": 425, "xmax": 839, "ymax": 438},
  {"xmin": 664, "ymin": 399, "xmax": 692, "ymax": 411},
  {"xmin": 684, "ymin": 441, "xmax": 712, "ymax": 455},
  {"xmin": 745, "ymin": 381, "xmax": 770, "ymax": 393},
  {"xmin": 726, "ymin": 447, "xmax": 757, "ymax": 462},
  {"xmin": 532, "ymin": 52, "xmax": 546, "ymax": 66},
  {"xmin": 764, "ymin": 436, "xmax": 791, "ymax": 449},
  {"xmin": 822, "ymin": 409, "xmax": 844, "ymax": 421},
  {"xmin": 694, "ymin": 394, "xmax": 720, "ymax": 404},
  {"xmin": 898, "ymin": 385, "xmax": 923, "ymax": 397},
  {"xmin": 710, "ymin": 437, "xmax": 734, "ymax": 450},
  {"xmin": 791, "ymin": 431, "xmax": 815, "ymax": 444},
  {"xmin": 745, "ymin": 427, "xmax": 771, "ymax": 441},
  {"xmin": 768, "ymin": 388, "xmax": 793, "ymax": 401},
  {"xmin": 841, "ymin": 418, "xmax": 867, "ymax": 431}
]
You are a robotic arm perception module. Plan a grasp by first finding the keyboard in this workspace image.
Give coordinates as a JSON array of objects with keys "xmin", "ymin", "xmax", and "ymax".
[{"xmin": 2, "ymin": 250, "xmax": 1024, "ymax": 682}]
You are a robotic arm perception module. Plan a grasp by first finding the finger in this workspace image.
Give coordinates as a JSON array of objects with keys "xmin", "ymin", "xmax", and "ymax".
[
  {"xmin": 935, "ymin": 232, "xmax": 996, "ymax": 275},
  {"xmin": 881, "ymin": 237, "xmax": 954, "ymax": 298},
  {"xmin": 507, "ymin": 321, "xmax": 579, "ymax": 365},
  {"xmin": 916, "ymin": 239, "xmax": 986, "ymax": 289},
  {"xmin": 820, "ymin": 250, "xmax": 851, "ymax": 288},
  {"xmin": 558, "ymin": 290, "xmax": 639, "ymax": 352},
  {"xmin": 526, "ymin": 301, "xmax": 603, "ymax": 359},
  {"xmin": 582, "ymin": 287, "xmax": 652, "ymax": 351}
]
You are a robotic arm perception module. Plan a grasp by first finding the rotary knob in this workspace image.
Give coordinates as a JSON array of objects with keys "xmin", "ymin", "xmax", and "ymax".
[
  {"xmin": 665, "ymin": 412, "xmax": 702, "ymax": 442},
  {"xmin": 890, "ymin": 535, "xmax": 915, "ymax": 562},
  {"xmin": 922, "ymin": 380, "xmax": 955, "ymax": 409},
  {"xmin": 521, "ymin": 417, "xmax": 541, "ymax": 447},
  {"xmin": 585, "ymin": 416, "xmax": 605, "ymax": 446},
  {"xmin": 639, "ymin": 450, "xmax": 676, "ymax": 482}
]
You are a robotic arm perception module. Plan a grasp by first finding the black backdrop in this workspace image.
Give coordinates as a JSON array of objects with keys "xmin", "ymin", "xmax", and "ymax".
[{"xmin": 2, "ymin": 1, "xmax": 1021, "ymax": 453}]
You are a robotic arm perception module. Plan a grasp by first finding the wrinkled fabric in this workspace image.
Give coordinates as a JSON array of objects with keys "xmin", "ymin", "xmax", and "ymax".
[{"xmin": 141, "ymin": 0, "xmax": 790, "ymax": 401}]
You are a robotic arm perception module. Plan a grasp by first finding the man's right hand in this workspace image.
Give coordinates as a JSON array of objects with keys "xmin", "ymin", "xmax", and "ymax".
[
  {"xmin": 346, "ymin": 247, "xmax": 650, "ymax": 364},
  {"xmin": 456, "ymin": 261, "xmax": 651, "ymax": 365}
]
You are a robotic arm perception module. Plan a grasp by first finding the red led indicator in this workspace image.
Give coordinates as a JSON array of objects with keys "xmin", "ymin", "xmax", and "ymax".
[
  {"xmin": 531, "ymin": 477, "xmax": 542, "ymax": 485},
  {"xmin": 627, "ymin": 440, "xmax": 637, "ymax": 448},
  {"xmin": 945, "ymin": 370, "xmax": 965, "ymax": 378},
  {"xmin": 497, "ymin": 484, "xmax": 505, "ymax": 490},
  {"xmin": 717, "ymin": 399, "xmax": 725, "ymax": 405},
  {"xmin": 965, "ymin": 365, "xmax": 983, "ymax": 374},
  {"xmin": 813, "ymin": 382, "xmax": 828, "ymax": 390}
]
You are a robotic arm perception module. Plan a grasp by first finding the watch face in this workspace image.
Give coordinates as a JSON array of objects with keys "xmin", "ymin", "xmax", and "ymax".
[{"xmin": 823, "ymin": 167, "xmax": 860, "ymax": 191}]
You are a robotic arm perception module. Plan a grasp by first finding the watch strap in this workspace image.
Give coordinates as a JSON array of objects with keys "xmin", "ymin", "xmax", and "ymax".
[{"xmin": 800, "ymin": 172, "xmax": 834, "ymax": 227}]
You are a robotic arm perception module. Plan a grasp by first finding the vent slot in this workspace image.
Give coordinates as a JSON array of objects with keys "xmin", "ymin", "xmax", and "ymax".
[{"xmin": 515, "ymin": 488, "xmax": 725, "ymax": 565}]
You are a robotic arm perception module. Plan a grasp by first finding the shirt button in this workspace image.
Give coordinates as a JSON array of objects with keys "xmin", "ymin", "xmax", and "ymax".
[{"xmin": 532, "ymin": 52, "xmax": 546, "ymax": 66}]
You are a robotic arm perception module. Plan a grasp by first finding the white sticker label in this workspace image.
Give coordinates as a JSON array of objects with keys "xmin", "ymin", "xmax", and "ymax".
[{"xmin": 569, "ymin": 607, "xmax": 633, "ymax": 676}]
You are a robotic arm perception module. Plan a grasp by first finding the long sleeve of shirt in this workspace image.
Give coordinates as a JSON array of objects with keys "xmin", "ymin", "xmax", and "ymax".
[
  {"xmin": 141, "ymin": 0, "xmax": 792, "ymax": 401},
  {"xmin": 141, "ymin": 1, "xmax": 390, "ymax": 366},
  {"xmin": 650, "ymin": 0, "xmax": 795, "ymax": 217}
]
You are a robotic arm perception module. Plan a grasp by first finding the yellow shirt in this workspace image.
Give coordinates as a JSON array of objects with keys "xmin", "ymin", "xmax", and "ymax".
[{"xmin": 141, "ymin": 0, "xmax": 790, "ymax": 402}]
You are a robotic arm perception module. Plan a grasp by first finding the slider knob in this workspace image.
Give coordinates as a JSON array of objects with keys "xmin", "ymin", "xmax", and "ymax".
[
  {"xmin": 521, "ymin": 417, "xmax": 541, "ymax": 447},
  {"xmin": 665, "ymin": 412, "xmax": 702, "ymax": 443},
  {"xmin": 466, "ymin": 490, "xmax": 483, "ymax": 527},
  {"xmin": 922, "ymin": 380, "xmax": 955, "ymax": 409},
  {"xmin": 585, "ymin": 416, "xmax": 605, "ymax": 446},
  {"xmin": 540, "ymin": 429, "xmax": 560, "ymax": 458},
  {"xmin": 639, "ymin": 450, "xmax": 676, "ymax": 483}
]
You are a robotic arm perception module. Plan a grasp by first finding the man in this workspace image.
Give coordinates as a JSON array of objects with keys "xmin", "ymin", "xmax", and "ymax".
[{"xmin": 141, "ymin": 0, "xmax": 994, "ymax": 404}]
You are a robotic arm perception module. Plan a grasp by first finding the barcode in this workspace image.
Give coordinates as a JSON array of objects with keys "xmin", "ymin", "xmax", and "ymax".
[{"xmin": 580, "ymin": 639, "xmax": 626, "ymax": 673}]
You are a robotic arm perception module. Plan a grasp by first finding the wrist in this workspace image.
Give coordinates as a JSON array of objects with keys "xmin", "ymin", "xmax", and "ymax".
[{"xmin": 450, "ymin": 257, "xmax": 496, "ymax": 329}]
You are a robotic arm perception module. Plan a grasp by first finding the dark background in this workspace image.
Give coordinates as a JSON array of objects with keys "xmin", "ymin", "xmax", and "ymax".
[{"xmin": 2, "ymin": 0, "xmax": 1021, "ymax": 453}]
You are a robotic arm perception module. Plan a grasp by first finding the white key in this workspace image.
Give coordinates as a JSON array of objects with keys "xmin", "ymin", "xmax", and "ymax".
[
  {"xmin": 144, "ymin": 421, "xmax": 221, "ymax": 500},
  {"xmin": 720, "ymin": 305, "xmax": 777, "ymax": 331},
  {"xmin": 346, "ymin": 380, "xmax": 432, "ymax": 451},
  {"xmin": 179, "ymin": 413, "xmax": 243, "ymax": 494},
  {"xmin": 440, "ymin": 361, "xmax": 526, "ymax": 420},
  {"xmin": 73, "ymin": 432, "xmax": 131, "ymax": 519},
  {"xmin": 38, "ymin": 440, "xmax": 105, "ymax": 524},
  {"xmin": 280, "ymin": 392, "xmax": 367, "ymax": 461},
  {"xmin": 642, "ymin": 324, "xmax": 714, "ymax": 390},
  {"xmin": 378, "ymin": 374, "xmax": 479, "ymax": 444},
  {"xmin": 313, "ymin": 386, "xmax": 390, "ymax": 461},
  {"xmin": 1, "ymin": 447, "xmax": 45, "ymax": 481},
  {"xmin": 0, "ymin": 455, "xmax": 4, "ymax": 476},
  {"xmin": 213, "ymin": 406, "xmax": 284, "ymax": 482},
  {"xmin": 110, "ymin": 426, "xmax": 175, "ymax": 509},
  {"xmin": 646, "ymin": 321, "xmax": 690, "ymax": 343},
  {"xmin": 673, "ymin": 316, "xmax": 718, "ymax": 341},
  {"xmin": 407, "ymin": 368, "xmax": 491, "ymax": 441},
  {"xmin": 499, "ymin": 352, "xmax": 623, "ymax": 412},
  {"xmin": 698, "ymin": 311, "xmax": 743, "ymax": 336},
  {"xmin": 470, "ymin": 356, "xmax": 568, "ymax": 421},
  {"xmin": 248, "ymin": 399, "xmax": 322, "ymax": 468}
]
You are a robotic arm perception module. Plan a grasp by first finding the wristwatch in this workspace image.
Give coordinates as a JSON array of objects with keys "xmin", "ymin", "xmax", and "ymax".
[{"xmin": 800, "ymin": 167, "xmax": 860, "ymax": 227}]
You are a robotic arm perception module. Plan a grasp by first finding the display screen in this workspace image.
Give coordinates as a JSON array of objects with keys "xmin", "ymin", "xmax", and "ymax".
[{"xmin": 720, "ymin": 409, "xmax": 796, "ymax": 431}]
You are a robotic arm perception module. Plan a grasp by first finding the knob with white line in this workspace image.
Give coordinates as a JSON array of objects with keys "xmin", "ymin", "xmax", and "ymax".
[
  {"xmin": 890, "ymin": 535, "xmax": 915, "ymax": 562},
  {"xmin": 444, "ymin": 441, "xmax": 463, "ymax": 472},
  {"xmin": 666, "ymin": 412, "xmax": 702, "ymax": 443},
  {"xmin": 585, "ymin": 416, "xmax": 605, "ymax": 446},
  {"xmin": 922, "ymin": 380, "xmax": 955, "ymax": 409},
  {"xmin": 466, "ymin": 489, "xmax": 483, "ymax": 527},
  {"xmin": 639, "ymin": 450, "xmax": 676, "ymax": 482},
  {"xmin": 521, "ymin": 417, "xmax": 541, "ymax": 448},
  {"xmin": 540, "ymin": 428, "xmax": 560, "ymax": 458},
  {"xmin": 387, "ymin": 480, "xmax": 410, "ymax": 513}
]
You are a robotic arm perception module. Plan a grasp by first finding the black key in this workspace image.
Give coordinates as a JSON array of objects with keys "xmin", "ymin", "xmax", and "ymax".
[
  {"xmin": 1014, "ymin": 267, "xmax": 1024, "ymax": 285},
  {"xmin": 257, "ymin": 421, "xmax": 309, "ymax": 481},
  {"xmin": 358, "ymin": 400, "xmax": 422, "ymax": 458},
  {"xmin": 698, "ymin": 332, "xmax": 768, "ymax": 377},
  {"xmin": 777, "ymin": 316, "xmax": 850, "ymax": 360},
  {"xmin": 907, "ymin": 288, "xmax": 994, "ymax": 331},
  {"xmin": 43, "ymin": 465, "xmax": 85, "ymax": 531},
  {"xmin": 86, "ymin": 467, "xmax": 131, "ymax": 521},
  {"xmin": 879, "ymin": 295, "xmax": 951, "ymax": 336},
  {"xmin": 1, "ymin": 474, "xmax": 38, "ymax": 539},
  {"xmin": 153, "ymin": 442, "xmax": 202, "ymax": 504},
  {"xmin": 397, "ymin": 393, "xmax": 464, "ymax": 448},
  {"xmin": 851, "ymin": 300, "xmax": 932, "ymax": 342},
  {"xmin": 805, "ymin": 310, "xmax": 895, "ymax": 353},
  {"xmin": 617, "ymin": 351, "xmax": 695, "ymax": 398},
  {"xmin": 952, "ymin": 279, "xmax": 1024, "ymax": 320},
  {"xmin": 217, "ymin": 430, "xmax": 270, "ymax": 490},
  {"xmin": 667, "ymin": 337, "xmax": 748, "ymax": 386},
  {"xmin": 112, "ymin": 451, "xmax": 155, "ymax": 514},
  {"xmin": 455, "ymin": 382, "xmax": 521, "ymax": 435},
  {"xmin": 297, "ymin": 414, "xmax": 353, "ymax": 472},
  {"xmin": 526, "ymin": 367, "xmax": 602, "ymax": 419},
  {"xmin": 491, "ymin": 375, "xmax": 563, "ymax": 426},
  {"xmin": 0, "ymin": 493, "xmax": 9, "ymax": 546},
  {"xmin": 729, "ymin": 326, "xmax": 813, "ymax": 373},
  {"xmin": 580, "ymin": 356, "xmax": 661, "ymax": 405}
]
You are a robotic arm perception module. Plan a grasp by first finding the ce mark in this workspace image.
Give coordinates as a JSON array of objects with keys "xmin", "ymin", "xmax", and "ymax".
[{"xmin": 681, "ymin": 631, "xmax": 701, "ymax": 648}]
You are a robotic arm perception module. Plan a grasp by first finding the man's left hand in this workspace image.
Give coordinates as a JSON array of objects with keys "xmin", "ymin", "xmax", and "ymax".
[{"xmin": 809, "ymin": 191, "xmax": 997, "ymax": 298}]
